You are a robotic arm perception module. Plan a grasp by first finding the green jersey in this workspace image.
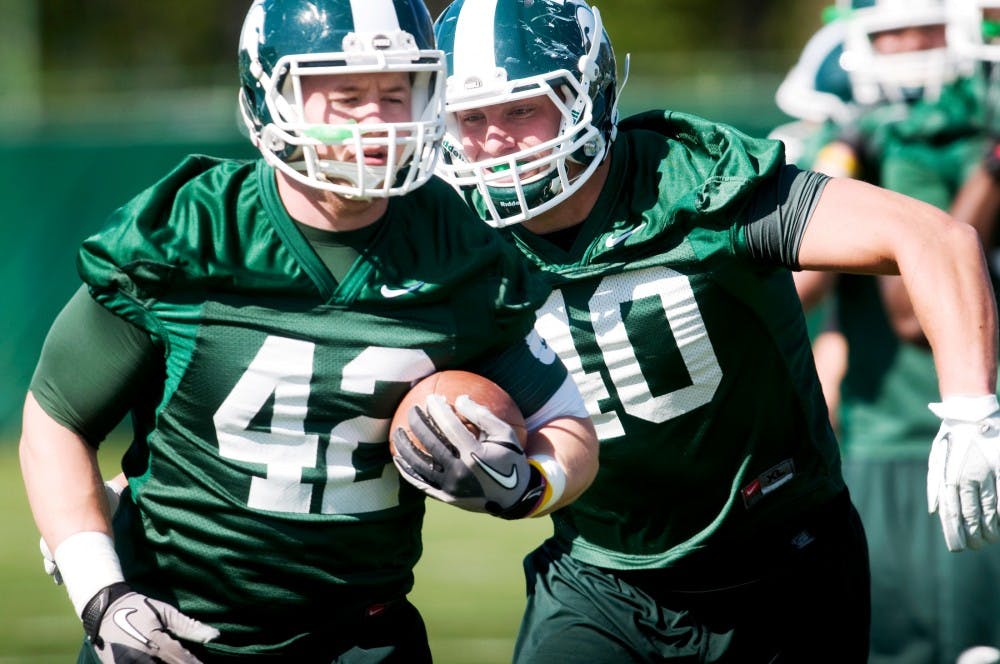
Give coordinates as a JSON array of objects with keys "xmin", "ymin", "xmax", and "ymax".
[
  {"xmin": 506, "ymin": 111, "xmax": 843, "ymax": 572},
  {"xmin": 72, "ymin": 156, "xmax": 563, "ymax": 655}
]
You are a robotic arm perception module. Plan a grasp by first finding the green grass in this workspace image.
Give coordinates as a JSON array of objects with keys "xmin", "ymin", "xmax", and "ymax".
[{"xmin": 0, "ymin": 441, "xmax": 551, "ymax": 663}]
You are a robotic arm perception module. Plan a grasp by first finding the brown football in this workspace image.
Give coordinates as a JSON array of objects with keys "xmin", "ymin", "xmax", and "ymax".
[{"xmin": 389, "ymin": 370, "xmax": 528, "ymax": 455}]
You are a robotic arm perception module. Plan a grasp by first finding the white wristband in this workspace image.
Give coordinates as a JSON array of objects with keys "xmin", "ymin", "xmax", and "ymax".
[
  {"xmin": 929, "ymin": 394, "xmax": 1000, "ymax": 422},
  {"xmin": 53, "ymin": 531, "xmax": 125, "ymax": 618},
  {"xmin": 527, "ymin": 455, "xmax": 567, "ymax": 517}
]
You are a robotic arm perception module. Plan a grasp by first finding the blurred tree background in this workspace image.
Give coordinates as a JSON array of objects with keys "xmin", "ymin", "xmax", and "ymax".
[{"xmin": 2, "ymin": 0, "xmax": 832, "ymax": 137}]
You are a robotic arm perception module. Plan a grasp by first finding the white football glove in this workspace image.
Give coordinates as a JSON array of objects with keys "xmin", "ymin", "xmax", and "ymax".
[
  {"xmin": 40, "ymin": 479, "xmax": 126, "ymax": 584},
  {"xmin": 82, "ymin": 582, "xmax": 219, "ymax": 664},
  {"xmin": 927, "ymin": 395, "xmax": 1000, "ymax": 552},
  {"xmin": 392, "ymin": 394, "xmax": 547, "ymax": 518}
]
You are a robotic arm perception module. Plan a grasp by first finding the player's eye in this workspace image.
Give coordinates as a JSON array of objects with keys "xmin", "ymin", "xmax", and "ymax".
[
  {"xmin": 508, "ymin": 105, "xmax": 535, "ymax": 119},
  {"xmin": 457, "ymin": 111, "xmax": 485, "ymax": 125}
]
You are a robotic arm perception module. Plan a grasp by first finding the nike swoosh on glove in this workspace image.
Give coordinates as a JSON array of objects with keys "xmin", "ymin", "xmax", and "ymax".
[
  {"xmin": 392, "ymin": 394, "xmax": 546, "ymax": 518},
  {"xmin": 82, "ymin": 582, "xmax": 219, "ymax": 664},
  {"xmin": 927, "ymin": 395, "xmax": 1000, "ymax": 552}
]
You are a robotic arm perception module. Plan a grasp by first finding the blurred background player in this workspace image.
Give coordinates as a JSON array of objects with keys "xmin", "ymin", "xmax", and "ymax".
[
  {"xmin": 771, "ymin": 6, "xmax": 858, "ymax": 165},
  {"xmin": 19, "ymin": 0, "xmax": 597, "ymax": 661},
  {"xmin": 427, "ymin": 0, "xmax": 998, "ymax": 661},
  {"xmin": 790, "ymin": 0, "xmax": 1000, "ymax": 661},
  {"xmin": 770, "ymin": 6, "xmax": 859, "ymax": 434}
]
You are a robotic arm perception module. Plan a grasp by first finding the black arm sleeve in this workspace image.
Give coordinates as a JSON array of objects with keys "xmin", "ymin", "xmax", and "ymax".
[
  {"xmin": 29, "ymin": 286, "xmax": 161, "ymax": 447},
  {"xmin": 742, "ymin": 165, "xmax": 831, "ymax": 270}
]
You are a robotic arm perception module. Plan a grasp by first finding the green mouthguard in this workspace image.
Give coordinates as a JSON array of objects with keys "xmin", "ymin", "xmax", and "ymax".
[
  {"xmin": 303, "ymin": 122, "xmax": 357, "ymax": 142},
  {"xmin": 984, "ymin": 19, "xmax": 1000, "ymax": 40}
]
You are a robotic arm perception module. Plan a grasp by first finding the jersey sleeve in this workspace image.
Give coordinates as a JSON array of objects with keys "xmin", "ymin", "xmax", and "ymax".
[
  {"xmin": 466, "ymin": 331, "xmax": 584, "ymax": 430},
  {"xmin": 740, "ymin": 165, "xmax": 830, "ymax": 270},
  {"xmin": 30, "ymin": 286, "xmax": 161, "ymax": 446}
]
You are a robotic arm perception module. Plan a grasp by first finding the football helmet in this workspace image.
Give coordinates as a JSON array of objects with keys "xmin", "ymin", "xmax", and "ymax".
[
  {"xmin": 433, "ymin": 0, "xmax": 620, "ymax": 227},
  {"xmin": 948, "ymin": 0, "xmax": 1000, "ymax": 63},
  {"xmin": 838, "ymin": 0, "xmax": 962, "ymax": 104},
  {"xmin": 238, "ymin": 0, "xmax": 446, "ymax": 198},
  {"xmin": 775, "ymin": 19, "xmax": 857, "ymax": 124}
]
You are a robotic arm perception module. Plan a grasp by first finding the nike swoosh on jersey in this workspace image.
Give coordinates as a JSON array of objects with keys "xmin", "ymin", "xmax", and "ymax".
[
  {"xmin": 472, "ymin": 454, "xmax": 519, "ymax": 489},
  {"xmin": 604, "ymin": 223, "xmax": 646, "ymax": 248},
  {"xmin": 380, "ymin": 281, "xmax": 426, "ymax": 298},
  {"xmin": 113, "ymin": 608, "xmax": 152, "ymax": 646}
]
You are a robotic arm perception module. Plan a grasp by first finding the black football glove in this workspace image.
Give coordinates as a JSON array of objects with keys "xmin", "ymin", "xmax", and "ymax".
[
  {"xmin": 82, "ymin": 582, "xmax": 219, "ymax": 663},
  {"xmin": 392, "ymin": 394, "xmax": 546, "ymax": 518}
]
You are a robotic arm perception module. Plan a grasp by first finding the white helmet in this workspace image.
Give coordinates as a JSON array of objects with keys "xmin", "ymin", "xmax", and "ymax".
[
  {"xmin": 839, "ymin": 0, "xmax": 962, "ymax": 104},
  {"xmin": 948, "ymin": 0, "xmax": 1000, "ymax": 62}
]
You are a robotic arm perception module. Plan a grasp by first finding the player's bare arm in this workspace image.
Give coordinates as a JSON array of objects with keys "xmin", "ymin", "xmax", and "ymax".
[
  {"xmin": 877, "ymin": 161, "xmax": 1000, "ymax": 348},
  {"xmin": 20, "ymin": 393, "xmax": 112, "ymax": 555},
  {"xmin": 801, "ymin": 177, "xmax": 1000, "ymax": 552},
  {"xmin": 523, "ymin": 414, "xmax": 598, "ymax": 516},
  {"xmin": 799, "ymin": 176, "xmax": 997, "ymax": 397}
]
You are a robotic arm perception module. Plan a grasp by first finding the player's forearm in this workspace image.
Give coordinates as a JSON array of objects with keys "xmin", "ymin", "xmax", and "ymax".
[
  {"xmin": 19, "ymin": 391, "xmax": 113, "ymax": 552},
  {"xmin": 526, "ymin": 415, "xmax": 598, "ymax": 515},
  {"xmin": 898, "ymin": 220, "xmax": 998, "ymax": 396}
]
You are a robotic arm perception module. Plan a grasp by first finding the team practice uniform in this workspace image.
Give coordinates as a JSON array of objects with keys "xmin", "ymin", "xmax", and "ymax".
[
  {"xmin": 835, "ymin": 79, "xmax": 1000, "ymax": 663},
  {"xmin": 31, "ymin": 156, "xmax": 574, "ymax": 661},
  {"xmin": 507, "ymin": 113, "xmax": 870, "ymax": 663}
]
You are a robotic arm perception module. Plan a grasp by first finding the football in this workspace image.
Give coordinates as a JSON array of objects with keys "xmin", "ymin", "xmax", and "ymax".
[{"xmin": 389, "ymin": 370, "xmax": 527, "ymax": 455}]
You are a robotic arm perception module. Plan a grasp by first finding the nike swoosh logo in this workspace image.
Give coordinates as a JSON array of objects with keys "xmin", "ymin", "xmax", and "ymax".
[
  {"xmin": 604, "ymin": 223, "xmax": 646, "ymax": 248},
  {"xmin": 380, "ymin": 281, "xmax": 425, "ymax": 298},
  {"xmin": 113, "ymin": 608, "xmax": 152, "ymax": 647},
  {"xmin": 473, "ymin": 454, "xmax": 519, "ymax": 489}
]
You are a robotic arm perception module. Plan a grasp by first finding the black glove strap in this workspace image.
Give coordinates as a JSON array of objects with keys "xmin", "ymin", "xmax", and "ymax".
[
  {"xmin": 488, "ymin": 464, "xmax": 547, "ymax": 520},
  {"xmin": 82, "ymin": 582, "xmax": 131, "ymax": 648}
]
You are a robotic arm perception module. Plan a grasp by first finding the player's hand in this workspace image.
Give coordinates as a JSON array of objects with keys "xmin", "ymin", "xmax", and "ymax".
[
  {"xmin": 927, "ymin": 396, "xmax": 1000, "ymax": 552},
  {"xmin": 82, "ymin": 582, "xmax": 219, "ymax": 664},
  {"xmin": 392, "ymin": 394, "xmax": 546, "ymax": 518},
  {"xmin": 40, "ymin": 480, "xmax": 126, "ymax": 584}
]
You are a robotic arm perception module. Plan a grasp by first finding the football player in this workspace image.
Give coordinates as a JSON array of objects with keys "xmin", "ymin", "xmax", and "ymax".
[
  {"xmin": 799, "ymin": 1, "xmax": 1000, "ymax": 660},
  {"xmin": 408, "ymin": 0, "xmax": 998, "ymax": 661},
  {"xmin": 18, "ymin": 0, "xmax": 597, "ymax": 662}
]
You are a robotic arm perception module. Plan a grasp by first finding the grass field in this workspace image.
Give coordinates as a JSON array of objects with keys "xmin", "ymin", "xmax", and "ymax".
[{"xmin": 0, "ymin": 440, "xmax": 551, "ymax": 663}]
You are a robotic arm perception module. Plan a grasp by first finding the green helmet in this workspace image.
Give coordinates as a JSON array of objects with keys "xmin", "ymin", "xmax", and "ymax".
[
  {"xmin": 434, "ymin": 0, "xmax": 619, "ymax": 227},
  {"xmin": 238, "ymin": 0, "xmax": 446, "ymax": 198},
  {"xmin": 775, "ymin": 20, "xmax": 856, "ymax": 124}
]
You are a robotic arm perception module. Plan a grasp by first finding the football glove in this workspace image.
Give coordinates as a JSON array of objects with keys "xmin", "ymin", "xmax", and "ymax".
[
  {"xmin": 927, "ymin": 395, "xmax": 1000, "ymax": 552},
  {"xmin": 40, "ymin": 480, "xmax": 125, "ymax": 584},
  {"xmin": 82, "ymin": 582, "xmax": 219, "ymax": 664},
  {"xmin": 392, "ymin": 394, "xmax": 546, "ymax": 518}
]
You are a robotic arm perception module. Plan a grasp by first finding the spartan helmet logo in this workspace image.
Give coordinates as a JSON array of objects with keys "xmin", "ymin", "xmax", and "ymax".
[
  {"xmin": 575, "ymin": 4, "xmax": 596, "ymax": 43},
  {"xmin": 240, "ymin": 1, "xmax": 266, "ymax": 62}
]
